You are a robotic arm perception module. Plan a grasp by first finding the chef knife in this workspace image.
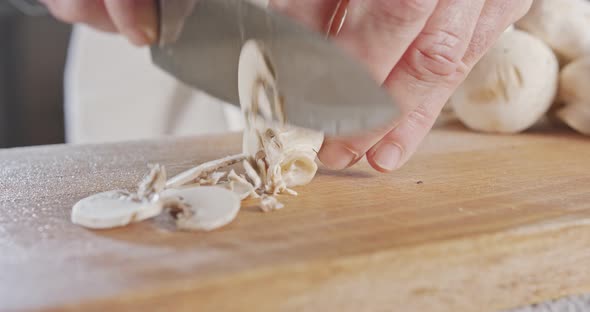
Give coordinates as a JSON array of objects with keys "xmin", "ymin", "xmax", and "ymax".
[{"xmin": 151, "ymin": 0, "xmax": 400, "ymax": 136}]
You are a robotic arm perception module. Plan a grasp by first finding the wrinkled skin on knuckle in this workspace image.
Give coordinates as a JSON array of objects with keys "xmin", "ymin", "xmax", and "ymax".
[{"xmin": 403, "ymin": 30, "xmax": 470, "ymax": 85}]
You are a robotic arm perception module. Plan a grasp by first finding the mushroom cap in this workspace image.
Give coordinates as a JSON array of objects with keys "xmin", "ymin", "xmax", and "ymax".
[
  {"xmin": 556, "ymin": 56, "xmax": 590, "ymax": 135},
  {"xmin": 556, "ymin": 103, "xmax": 590, "ymax": 135},
  {"xmin": 71, "ymin": 191, "xmax": 163, "ymax": 229},
  {"xmin": 515, "ymin": 0, "xmax": 590, "ymax": 63},
  {"xmin": 559, "ymin": 56, "xmax": 590, "ymax": 105},
  {"xmin": 450, "ymin": 30, "xmax": 559, "ymax": 133}
]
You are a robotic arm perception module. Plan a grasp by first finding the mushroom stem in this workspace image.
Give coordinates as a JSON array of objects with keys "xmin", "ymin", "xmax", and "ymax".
[{"xmin": 243, "ymin": 159, "xmax": 262, "ymax": 189}]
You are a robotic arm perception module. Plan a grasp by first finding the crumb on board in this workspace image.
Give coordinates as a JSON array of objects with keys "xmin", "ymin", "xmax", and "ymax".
[{"xmin": 259, "ymin": 195, "xmax": 284, "ymax": 213}]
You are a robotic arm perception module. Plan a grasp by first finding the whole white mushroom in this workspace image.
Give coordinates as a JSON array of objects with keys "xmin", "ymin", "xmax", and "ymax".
[
  {"xmin": 437, "ymin": 23, "xmax": 516, "ymax": 123},
  {"xmin": 556, "ymin": 56, "xmax": 590, "ymax": 135},
  {"xmin": 515, "ymin": 0, "xmax": 590, "ymax": 64},
  {"xmin": 449, "ymin": 30, "xmax": 559, "ymax": 134}
]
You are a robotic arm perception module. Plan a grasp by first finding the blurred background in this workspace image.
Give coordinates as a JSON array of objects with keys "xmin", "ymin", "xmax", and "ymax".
[
  {"xmin": 0, "ymin": 0, "xmax": 240, "ymax": 149},
  {"xmin": 0, "ymin": 1, "xmax": 71, "ymax": 148}
]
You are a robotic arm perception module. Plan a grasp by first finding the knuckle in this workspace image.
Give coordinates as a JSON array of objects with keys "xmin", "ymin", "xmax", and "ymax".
[
  {"xmin": 405, "ymin": 104, "xmax": 437, "ymax": 132},
  {"xmin": 403, "ymin": 29, "xmax": 469, "ymax": 84},
  {"xmin": 366, "ymin": 0, "xmax": 437, "ymax": 27}
]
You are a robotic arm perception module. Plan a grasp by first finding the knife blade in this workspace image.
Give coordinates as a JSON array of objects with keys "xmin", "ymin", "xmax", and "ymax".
[{"xmin": 151, "ymin": 0, "xmax": 400, "ymax": 136}]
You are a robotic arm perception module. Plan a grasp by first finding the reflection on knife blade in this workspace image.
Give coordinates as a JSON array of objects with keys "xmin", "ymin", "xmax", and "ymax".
[{"xmin": 151, "ymin": 0, "xmax": 400, "ymax": 136}]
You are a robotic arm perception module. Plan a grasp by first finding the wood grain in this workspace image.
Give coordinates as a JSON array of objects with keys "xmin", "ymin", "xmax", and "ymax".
[{"xmin": 1, "ymin": 122, "xmax": 590, "ymax": 312}]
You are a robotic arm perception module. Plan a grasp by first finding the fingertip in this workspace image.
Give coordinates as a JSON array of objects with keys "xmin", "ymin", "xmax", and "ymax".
[
  {"xmin": 366, "ymin": 157, "xmax": 392, "ymax": 173},
  {"xmin": 124, "ymin": 30, "xmax": 152, "ymax": 46},
  {"xmin": 104, "ymin": 0, "xmax": 158, "ymax": 46},
  {"xmin": 366, "ymin": 141, "xmax": 404, "ymax": 173},
  {"xmin": 317, "ymin": 142, "xmax": 360, "ymax": 170}
]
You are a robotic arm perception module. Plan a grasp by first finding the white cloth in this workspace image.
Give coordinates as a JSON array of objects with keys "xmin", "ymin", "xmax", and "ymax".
[{"xmin": 64, "ymin": 25, "xmax": 244, "ymax": 144}]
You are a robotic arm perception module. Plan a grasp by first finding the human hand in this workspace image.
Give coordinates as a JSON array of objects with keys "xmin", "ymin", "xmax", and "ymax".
[
  {"xmin": 272, "ymin": 0, "xmax": 533, "ymax": 172},
  {"xmin": 42, "ymin": 0, "xmax": 533, "ymax": 172}
]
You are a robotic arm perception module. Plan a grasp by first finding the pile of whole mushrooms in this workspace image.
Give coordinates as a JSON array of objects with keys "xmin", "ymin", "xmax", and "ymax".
[
  {"xmin": 448, "ymin": 0, "xmax": 590, "ymax": 135},
  {"xmin": 72, "ymin": 40, "xmax": 324, "ymax": 231}
]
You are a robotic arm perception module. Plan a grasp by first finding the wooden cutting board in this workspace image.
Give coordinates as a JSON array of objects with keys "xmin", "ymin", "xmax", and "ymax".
[{"xmin": 1, "ymin": 122, "xmax": 590, "ymax": 312}]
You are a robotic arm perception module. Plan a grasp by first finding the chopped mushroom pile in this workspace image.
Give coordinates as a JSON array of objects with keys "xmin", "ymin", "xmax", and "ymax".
[{"xmin": 72, "ymin": 40, "xmax": 323, "ymax": 231}]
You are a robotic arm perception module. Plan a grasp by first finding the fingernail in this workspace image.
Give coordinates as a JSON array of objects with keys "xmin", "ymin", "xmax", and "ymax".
[
  {"xmin": 129, "ymin": 4, "xmax": 158, "ymax": 46},
  {"xmin": 125, "ymin": 26, "xmax": 157, "ymax": 46},
  {"xmin": 142, "ymin": 26, "xmax": 158, "ymax": 44},
  {"xmin": 373, "ymin": 142, "xmax": 402, "ymax": 171},
  {"xmin": 318, "ymin": 143, "xmax": 358, "ymax": 170},
  {"xmin": 126, "ymin": 30, "xmax": 151, "ymax": 46}
]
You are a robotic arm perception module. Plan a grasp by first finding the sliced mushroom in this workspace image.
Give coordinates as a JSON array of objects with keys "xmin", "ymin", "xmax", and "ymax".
[
  {"xmin": 166, "ymin": 153, "xmax": 247, "ymax": 188},
  {"xmin": 202, "ymin": 171, "xmax": 228, "ymax": 185},
  {"xmin": 556, "ymin": 56, "xmax": 590, "ymax": 135},
  {"xmin": 73, "ymin": 39, "xmax": 326, "ymax": 232},
  {"xmin": 275, "ymin": 127, "xmax": 323, "ymax": 187},
  {"xmin": 136, "ymin": 164, "xmax": 167, "ymax": 200},
  {"xmin": 515, "ymin": 0, "xmax": 590, "ymax": 64},
  {"xmin": 71, "ymin": 191, "xmax": 163, "ymax": 229},
  {"xmin": 242, "ymin": 159, "xmax": 262, "ymax": 189},
  {"xmin": 449, "ymin": 30, "xmax": 559, "ymax": 133},
  {"xmin": 162, "ymin": 186, "xmax": 241, "ymax": 231},
  {"xmin": 238, "ymin": 39, "xmax": 282, "ymax": 156},
  {"xmin": 238, "ymin": 39, "xmax": 324, "ymax": 194},
  {"xmin": 227, "ymin": 170, "xmax": 258, "ymax": 200}
]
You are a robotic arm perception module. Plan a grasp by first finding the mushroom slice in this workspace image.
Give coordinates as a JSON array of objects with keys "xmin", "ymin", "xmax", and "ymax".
[
  {"xmin": 71, "ymin": 190, "xmax": 163, "ymax": 229},
  {"xmin": 238, "ymin": 40, "xmax": 285, "ymax": 155},
  {"xmin": 276, "ymin": 127, "xmax": 323, "ymax": 187},
  {"xmin": 227, "ymin": 170, "xmax": 258, "ymax": 200},
  {"xmin": 166, "ymin": 154, "xmax": 247, "ymax": 188},
  {"xmin": 136, "ymin": 164, "xmax": 167, "ymax": 200},
  {"xmin": 238, "ymin": 39, "xmax": 324, "ymax": 199},
  {"xmin": 199, "ymin": 171, "xmax": 227, "ymax": 186},
  {"xmin": 162, "ymin": 186, "xmax": 241, "ymax": 231},
  {"xmin": 242, "ymin": 159, "xmax": 262, "ymax": 189}
]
